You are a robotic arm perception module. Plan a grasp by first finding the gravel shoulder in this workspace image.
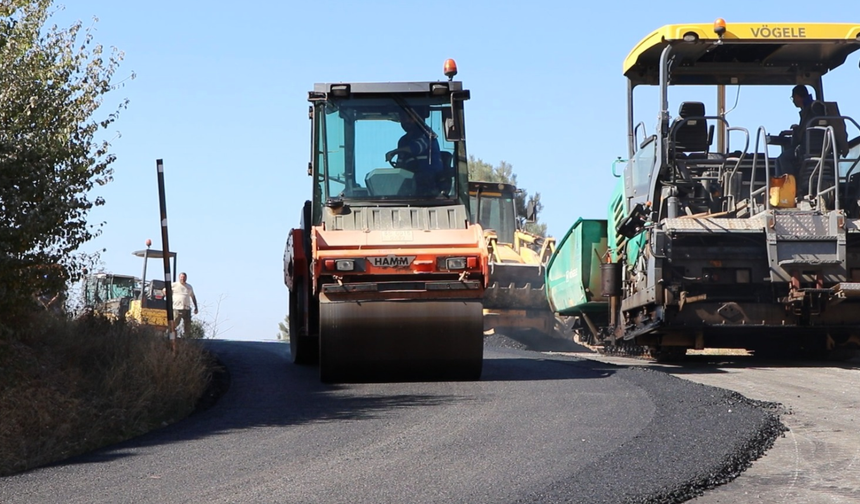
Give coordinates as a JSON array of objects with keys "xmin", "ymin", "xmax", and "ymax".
[{"xmin": 564, "ymin": 350, "xmax": 860, "ymax": 503}]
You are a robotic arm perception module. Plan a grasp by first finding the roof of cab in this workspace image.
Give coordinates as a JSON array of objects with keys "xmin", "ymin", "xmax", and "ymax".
[
  {"xmin": 623, "ymin": 22, "xmax": 860, "ymax": 86},
  {"xmin": 312, "ymin": 81, "xmax": 463, "ymax": 94},
  {"xmin": 468, "ymin": 181, "xmax": 518, "ymax": 195}
]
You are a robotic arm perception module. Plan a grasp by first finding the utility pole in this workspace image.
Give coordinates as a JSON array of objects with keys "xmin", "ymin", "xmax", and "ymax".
[{"xmin": 156, "ymin": 158, "xmax": 176, "ymax": 350}]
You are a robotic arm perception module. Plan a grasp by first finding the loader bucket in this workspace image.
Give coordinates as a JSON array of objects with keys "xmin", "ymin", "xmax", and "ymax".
[{"xmin": 483, "ymin": 262, "xmax": 550, "ymax": 310}]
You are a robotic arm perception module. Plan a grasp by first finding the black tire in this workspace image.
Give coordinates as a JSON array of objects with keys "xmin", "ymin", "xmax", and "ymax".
[
  {"xmin": 289, "ymin": 278, "xmax": 318, "ymax": 365},
  {"xmin": 648, "ymin": 346, "xmax": 687, "ymax": 363},
  {"xmin": 824, "ymin": 347, "xmax": 859, "ymax": 361}
]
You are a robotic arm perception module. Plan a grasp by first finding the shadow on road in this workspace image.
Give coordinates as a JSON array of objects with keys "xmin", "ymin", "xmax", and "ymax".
[
  {"xmin": 52, "ymin": 339, "xmax": 616, "ymax": 469},
  {"xmin": 580, "ymin": 352, "xmax": 860, "ymax": 376},
  {"xmin": 38, "ymin": 340, "xmax": 790, "ymax": 504}
]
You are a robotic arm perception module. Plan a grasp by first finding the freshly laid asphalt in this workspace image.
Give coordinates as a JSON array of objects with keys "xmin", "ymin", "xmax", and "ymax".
[{"xmin": 0, "ymin": 335, "xmax": 784, "ymax": 504}]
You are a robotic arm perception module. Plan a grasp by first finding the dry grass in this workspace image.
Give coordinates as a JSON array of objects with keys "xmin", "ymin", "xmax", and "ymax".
[{"xmin": 0, "ymin": 314, "xmax": 214, "ymax": 476}]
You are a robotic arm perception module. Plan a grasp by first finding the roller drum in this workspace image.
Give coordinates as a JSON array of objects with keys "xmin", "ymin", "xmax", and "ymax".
[{"xmin": 319, "ymin": 299, "xmax": 484, "ymax": 382}]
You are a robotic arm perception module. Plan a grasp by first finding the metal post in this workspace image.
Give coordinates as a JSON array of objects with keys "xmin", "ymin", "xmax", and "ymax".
[
  {"xmin": 156, "ymin": 159, "xmax": 176, "ymax": 345},
  {"xmin": 717, "ymin": 85, "xmax": 726, "ymax": 153},
  {"xmin": 140, "ymin": 246, "xmax": 149, "ymax": 304},
  {"xmin": 627, "ymin": 79, "xmax": 635, "ymax": 158}
]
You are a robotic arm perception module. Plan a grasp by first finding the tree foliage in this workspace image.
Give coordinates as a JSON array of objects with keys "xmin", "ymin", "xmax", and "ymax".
[
  {"xmin": 467, "ymin": 155, "xmax": 547, "ymax": 236},
  {"xmin": 277, "ymin": 315, "xmax": 289, "ymax": 341},
  {"xmin": 0, "ymin": 0, "xmax": 128, "ymax": 322}
]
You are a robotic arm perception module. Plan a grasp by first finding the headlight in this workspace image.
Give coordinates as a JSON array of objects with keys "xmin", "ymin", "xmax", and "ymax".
[
  {"xmin": 445, "ymin": 257, "xmax": 467, "ymax": 270},
  {"xmin": 325, "ymin": 259, "xmax": 356, "ymax": 271},
  {"xmin": 335, "ymin": 259, "xmax": 355, "ymax": 271}
]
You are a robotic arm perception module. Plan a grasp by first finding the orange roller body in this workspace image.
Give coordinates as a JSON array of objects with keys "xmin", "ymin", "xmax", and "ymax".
[{"xmin": 284, "ymin": 63, "xmax": 487, "ymax": 382}]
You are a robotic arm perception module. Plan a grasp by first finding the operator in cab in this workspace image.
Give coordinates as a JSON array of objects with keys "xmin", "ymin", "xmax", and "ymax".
[
  {"xmin": 385, "ymin": 107, "xmax": 443, "ymax": 195},
  {"xmin": 776, "ymin": 85, "xmax": 826, "ymax": 178}
]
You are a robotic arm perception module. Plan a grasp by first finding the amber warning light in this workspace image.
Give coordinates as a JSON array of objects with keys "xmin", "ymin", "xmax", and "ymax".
[
  {"xmin": 714, "ymin": 18, "xmax": 727, "ymax": 37},
  {"xmin": 444, "ymin": 59, "xmax": 458, "ymax": 81}
]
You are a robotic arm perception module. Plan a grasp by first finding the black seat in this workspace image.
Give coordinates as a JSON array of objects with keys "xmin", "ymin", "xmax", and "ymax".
[
  {"xmin": 440, "ymin": 151, "xmax": 453, "ymax": 171},
  {"xmin": 819, "ymin": 101, "xmax": 848, "ymax": 157},
  {"xmin": 148, "ymin": 279, "xmax": 165, "ymax": 297},
  {"xmin": 667, "ymin": 102, "xmax": 725, "ymax": 214},
  {"xmin": 437, "ymin": 151, "xmax": 454, "ymax": 194},
  {"xmin": 143, "ymin": 279, "xmax": 167, "ymax": 310},
  {"xmin": 801, "ymin": 100, "xmax": 829, "ymax": 157},
  {"xmin": 365, "ymin": 168, "xmax": 416, "ymax": 196},
  {"xmin": 798, "ymin": 101, "xmax": 841, "ymax": 203},
  {"xmin": 672, "ymin": 102, "xmax": 710, "ymax": 154}
]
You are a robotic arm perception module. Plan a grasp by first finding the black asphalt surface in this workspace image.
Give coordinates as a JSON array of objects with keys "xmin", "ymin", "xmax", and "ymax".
[{"xmin": 0, "ymin": 335, "xmax": 784, "ymax": 504}]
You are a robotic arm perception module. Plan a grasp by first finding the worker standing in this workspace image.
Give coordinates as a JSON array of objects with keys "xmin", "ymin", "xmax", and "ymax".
[{"xmin": 166, "ymin": 272, "xmax": 198, "ymax": 336}]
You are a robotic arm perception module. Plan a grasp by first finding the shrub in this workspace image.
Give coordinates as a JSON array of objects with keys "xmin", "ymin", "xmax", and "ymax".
[{"xmin": 0, "ymin": 313, "xmax": 213, "ymax": 476}]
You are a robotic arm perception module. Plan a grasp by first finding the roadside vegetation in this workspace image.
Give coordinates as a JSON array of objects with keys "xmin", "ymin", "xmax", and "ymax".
[
  {"xmin": 0, "ymin": 313, "xmax": 214, "ymax": 477},
  {"xmin": 0, "ymin": 2, "xmax": 217, "ymax": 477}
]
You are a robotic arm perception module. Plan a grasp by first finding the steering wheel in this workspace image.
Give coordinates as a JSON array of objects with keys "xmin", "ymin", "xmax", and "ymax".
[{"xmin": 385, "ymin": 148, "xmax": 410, "ymax": 168}]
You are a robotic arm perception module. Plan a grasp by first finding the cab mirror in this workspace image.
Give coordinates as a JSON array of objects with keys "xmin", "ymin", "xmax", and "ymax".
[
  {"xmin": 526, "ymin": 200, "xmax": 537, "ymax": 223},
  {"xmin": 444, "ymin": 90, "xmax": 470, "ymax": 141}
]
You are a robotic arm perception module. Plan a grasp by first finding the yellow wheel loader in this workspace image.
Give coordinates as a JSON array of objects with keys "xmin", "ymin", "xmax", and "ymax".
[
  {"xmin": 469, "ymin": 181, "xmax": 557, "ymax": 335},
  {"xmin": 125, "ymin": 245, "xmax": 177, "ymax": 331},
  {"xmin": 81, "ymin": 242, "xmax": 177, "ymax": 331}
]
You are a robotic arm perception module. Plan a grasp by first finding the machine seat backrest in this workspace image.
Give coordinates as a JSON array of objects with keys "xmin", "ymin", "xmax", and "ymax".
[
  {"xmin": 365, "ymin": 168, "xmax": 416, "ymax": 196},
  {"xmin": 820, "ymin": 101, "xmax": 849, "ymax": 157},
  {"xmin": 148, "ymin": 279, "xmax": 165, "ymax": 300},
  {"xmin": 438, "ymin": 151, "xmax": 454, "ymax": 194},
  {"xmin": 672, "ymin": 101, "xmax": 710, "ymax": 154},
  {"xmin": 440, "ymin": 151, "xmax": 453, "ymax": 171}
]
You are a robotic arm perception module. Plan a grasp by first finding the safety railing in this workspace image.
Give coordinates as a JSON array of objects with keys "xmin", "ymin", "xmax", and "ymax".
[{"xmin": 748, "ymin": 126, "xmax": 774, "ymax": 214}]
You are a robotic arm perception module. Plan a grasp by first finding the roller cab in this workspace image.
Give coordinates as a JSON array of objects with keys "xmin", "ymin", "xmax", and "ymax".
[{"xmin": 284, "ymin": 62, "xmax": 489, "ymax": 381}]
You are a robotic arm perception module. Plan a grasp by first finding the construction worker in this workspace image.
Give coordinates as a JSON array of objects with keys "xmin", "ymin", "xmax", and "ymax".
[
  {"xmin": 385, "ymin": 107, "xmax": 443, "ymax": 194},
  {"xmin": 164, "ymin": 272, "xmax": 198, "ymax": 336},
  {"xmin": 776, "ymin": 85, "xmax": 826, "ymax": 178}
]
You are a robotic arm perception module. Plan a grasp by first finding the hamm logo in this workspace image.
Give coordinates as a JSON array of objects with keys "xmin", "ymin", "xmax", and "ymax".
[{"xmin": 369, "ymin": 255, "xmax": 415, "ymax": 268}]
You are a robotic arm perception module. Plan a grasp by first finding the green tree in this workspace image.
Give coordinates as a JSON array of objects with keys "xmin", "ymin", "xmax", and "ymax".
[
  {"xmin": 277, "ymin": 315, "xmax": 289, "ymax": 341},
  {"xmin": 0, "ymin": 1, "xmax": 129, "ymax": 321},
  {"xmin": 183, "ymin": 320, "xmax": 207, "ymax": 339},
  {"xmin": 468, "ymin": 156, "xmax": 547, "ymax": 236}
]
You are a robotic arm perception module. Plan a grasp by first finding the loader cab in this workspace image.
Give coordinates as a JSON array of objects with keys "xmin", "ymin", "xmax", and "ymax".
[
  {"xmin": 469, "ymin": 181, "xmax": 519, "ymax": 244},
  {"xmin": 82, "ymin": 273, "xmax": 138, "ymax": 318},
  {"xmin": 308, "ymin": 80, "xmax": 471, "ymax": 225},
  {"xmin": 132, "ymin": 246, "xmax": 177, "ymax": 311}
]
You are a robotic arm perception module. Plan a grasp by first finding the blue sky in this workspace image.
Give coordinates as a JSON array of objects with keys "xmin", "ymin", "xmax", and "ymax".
[{"xmin": 53, "ymin": 1, "xmax": 860, "ymax": 341}]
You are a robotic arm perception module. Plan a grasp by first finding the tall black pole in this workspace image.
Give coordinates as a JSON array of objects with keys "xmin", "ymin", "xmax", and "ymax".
[{"xmin": 156, "ymin": 159, "xmax": 175, "ymax": 343}]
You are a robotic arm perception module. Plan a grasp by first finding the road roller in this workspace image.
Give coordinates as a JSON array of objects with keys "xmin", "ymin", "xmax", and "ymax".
[{"xmin": 283, "ymin": 60, "xmax": 488, "ymax": 382}]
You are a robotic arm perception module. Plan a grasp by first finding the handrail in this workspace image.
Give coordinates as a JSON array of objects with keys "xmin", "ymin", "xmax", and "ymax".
[
  {"xmin": 722, "ymin": 126, "xmax": 750, "ymax": 212},
  {"xmin": 838, "ymin": 146, "xmax": 860, "ymax": 207},
  {"xmin": 749, "ymin": 126, "xmax": 773, "ymax": 214},
  {"xmin": 803, "ymin": 125, "xmax": 841, "ymax": 211},
  {"xmin": 611, "ymin": 157, "xmax": 628, "ymax": 178},
  {"xmin": 632, "ymin": 121, "xmax": 647, "ymax": 154}
]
